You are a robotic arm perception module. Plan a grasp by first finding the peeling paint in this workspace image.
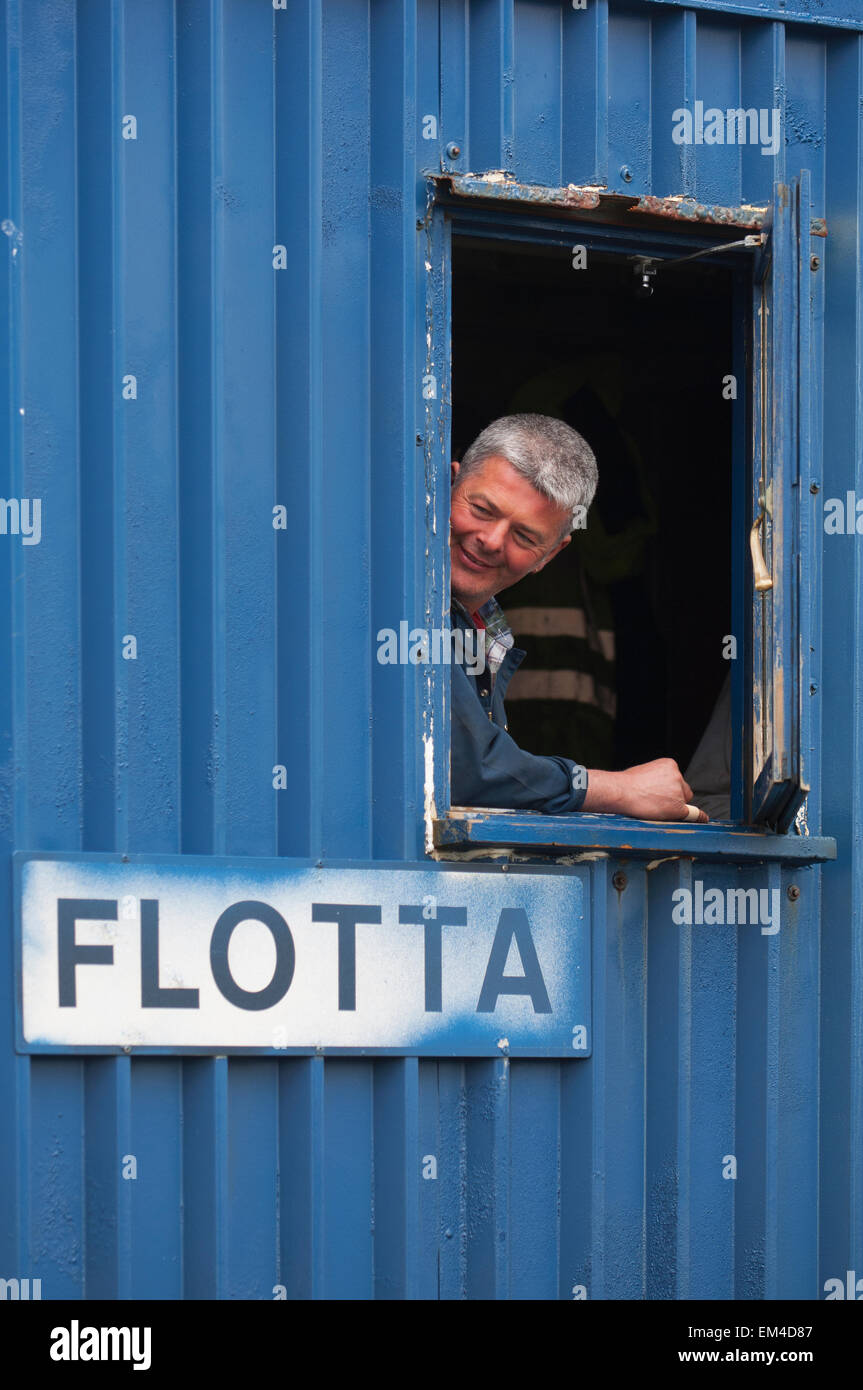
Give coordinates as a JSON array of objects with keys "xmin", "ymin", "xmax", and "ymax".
[
  {"xmin": 434, "ymin": 173, "xmax": 779, "ymax": 232},
  {"xmin": 554, "ymin": 850, "xmax": 611, "ymax": 863},
  {"xmin": 439, "ymin": 172, "xmax": 604, "ymax": 210},
  {"xmin": 423, "ymin": 729, "xmax": 436, "ymax": 855},
  {"xmin": 784, "ymin": 100, "xmax": 826, "ymax": 150},
  {"xmin": 633, "ymin": 193, "xmax": 767, "ymax": 230},
  {"xmin": 430, "ymin": 845, "xmax": 610, "ymax": 865},
  {"xmin": 437, "ymin": 172, "xmax": 826, "ymax": 241},
  {"xmin": 432, "ymin": 814, "xmax": 835, "ymax": 862},
  {"xmin": 431, "ymin": 846, "xmax": 514, "ymax": 862}
]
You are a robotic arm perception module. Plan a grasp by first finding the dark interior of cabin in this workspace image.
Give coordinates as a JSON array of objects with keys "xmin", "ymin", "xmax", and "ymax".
[{"xmin": 451, "ymin": 233, "xmax": 735, "ymax": 811}]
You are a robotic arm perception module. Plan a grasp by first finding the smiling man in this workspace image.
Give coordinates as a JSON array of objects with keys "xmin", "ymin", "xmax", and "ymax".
[{"xmin": 450, "ymin": 414, "xmax": 707, "ymax": 822}]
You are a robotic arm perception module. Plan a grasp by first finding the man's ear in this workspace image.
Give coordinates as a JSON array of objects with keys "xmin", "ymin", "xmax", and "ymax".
[
  {"xmin": 532, "ymin": 532, "xmax": 571, "ymax": 573},
  {"xmin": 450, "ymin": 460, "xmax": 460, "ymax": 486}
]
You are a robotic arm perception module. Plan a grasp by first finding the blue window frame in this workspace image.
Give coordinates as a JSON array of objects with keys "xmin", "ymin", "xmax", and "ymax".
[
  {"xmin": 422, "ymin": 173, "xmax": 835, "ymax": 865},
  {"xmin": 749, "ymin": 173, "xmax": 818, "ymax": 832}
]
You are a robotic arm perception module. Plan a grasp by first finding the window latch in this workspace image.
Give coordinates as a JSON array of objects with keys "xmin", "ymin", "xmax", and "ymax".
[{"xmin": 631, "ymin": 234, "xmax": 766, "ymax": 298}]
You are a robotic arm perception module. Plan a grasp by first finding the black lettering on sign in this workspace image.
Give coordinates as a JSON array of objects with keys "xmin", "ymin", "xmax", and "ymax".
[
  {"xmin": 58, "ymin": 899, "xmax": 117, "ymax": 1006},
  {"xmin": 210, "ymin": 901, "xmax": 295, "ymax": 1011},
  {"xmin": 140, "ymin": 900, "xmax": 199, "ymax": 1008},
  {"xmin": 397, "ymin": 905, "xmax": 468, "ymax": 1011},
  {"xmin": 476, "ymin": 908, "xmax": 551, "ymax": 1014},
  {"xmin": 310, "ymin": 904, "xmax": 382, "ymax": 1010}
]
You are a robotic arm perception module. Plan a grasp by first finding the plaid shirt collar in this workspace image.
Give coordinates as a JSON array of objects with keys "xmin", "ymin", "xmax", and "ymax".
[{"xmin": 452, "ymin": 595, "xmax": 515, "ymax": 678}]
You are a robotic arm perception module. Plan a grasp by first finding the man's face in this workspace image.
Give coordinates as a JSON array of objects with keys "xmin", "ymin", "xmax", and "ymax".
[{"xmin": 449, "ymin": 454, "xmax": 572, "ymax": 611}]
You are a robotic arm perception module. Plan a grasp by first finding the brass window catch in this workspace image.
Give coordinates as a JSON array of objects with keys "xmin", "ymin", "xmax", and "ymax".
[{"xmin": 750, "ymin": 511, "xmax": 773, "ymax": 592}]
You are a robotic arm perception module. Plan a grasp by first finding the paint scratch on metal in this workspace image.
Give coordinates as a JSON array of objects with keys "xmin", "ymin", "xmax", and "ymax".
[
  {"xmin": 1, "ymin": 217, "xmax": 23, "ymax": 256},
  {"xmin": 552, "ymin": 850, "xmax": 610, "ymax": 863},
  {"xmin": 431, "ymin": 845, "xmax": 514, "ymax": 861},
  {"xmin": 423, "ymin": 730, "xmax": 436, "ymax": 855}
]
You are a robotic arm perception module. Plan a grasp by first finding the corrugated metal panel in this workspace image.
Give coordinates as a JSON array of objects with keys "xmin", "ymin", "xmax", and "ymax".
[{"xmin": 1, "ymin": 0, "xmax": 860, "ymax": 1299}]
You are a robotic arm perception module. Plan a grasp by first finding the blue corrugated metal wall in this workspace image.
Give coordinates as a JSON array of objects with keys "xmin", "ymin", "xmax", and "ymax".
[{"xmin": 1, "ymin": 0, "xmax": 861, "ymax": 1298}]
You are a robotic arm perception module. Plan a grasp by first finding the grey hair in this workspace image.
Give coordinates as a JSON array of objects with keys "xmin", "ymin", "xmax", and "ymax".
[{"xmin": 456, "ymin": 413, "xmax": 598, "ymax": 540}]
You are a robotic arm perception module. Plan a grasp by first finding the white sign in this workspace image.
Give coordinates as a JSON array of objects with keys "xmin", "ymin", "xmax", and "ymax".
[{"xmin": 16, "ymin": 854, "xmax": 590, "ymax": 1058}]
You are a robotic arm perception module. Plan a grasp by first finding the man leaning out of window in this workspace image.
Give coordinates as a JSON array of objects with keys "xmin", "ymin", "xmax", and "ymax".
[{"xmin": 450, "ymin": 414, "xmax": 708, "ymax": 823}]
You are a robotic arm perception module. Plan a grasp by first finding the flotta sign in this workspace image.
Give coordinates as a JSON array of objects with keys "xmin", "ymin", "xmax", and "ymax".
[{"xmin": 15, "ymin": 854, "xmax": 590, "ymax": 1058}]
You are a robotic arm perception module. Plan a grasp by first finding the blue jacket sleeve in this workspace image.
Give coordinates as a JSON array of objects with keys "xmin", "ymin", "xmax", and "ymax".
[{"xmin": 450, "ymin": 662, "xmax": 589, "ymax": 814}]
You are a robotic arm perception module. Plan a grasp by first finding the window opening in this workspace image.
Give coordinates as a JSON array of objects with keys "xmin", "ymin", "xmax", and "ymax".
[{"xmin": 449, "ymin": 231, "xmax": 741, "ymax": 822}]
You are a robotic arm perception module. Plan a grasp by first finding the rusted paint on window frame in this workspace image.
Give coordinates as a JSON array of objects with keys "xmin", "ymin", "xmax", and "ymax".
[{"xmin": 432, "ymin": 173, "xmax": 827, "ymax": 239}]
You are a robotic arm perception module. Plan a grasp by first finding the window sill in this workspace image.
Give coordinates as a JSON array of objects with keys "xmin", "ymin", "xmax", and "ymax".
[{"xmin": 434, "ymin": 810, "xmax": 837, "ymax": 864}]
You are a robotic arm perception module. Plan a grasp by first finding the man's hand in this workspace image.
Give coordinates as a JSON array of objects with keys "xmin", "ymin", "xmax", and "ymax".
[{"xmin": 582, "ymin": 759, "xmax": 708, "ymax": 823}]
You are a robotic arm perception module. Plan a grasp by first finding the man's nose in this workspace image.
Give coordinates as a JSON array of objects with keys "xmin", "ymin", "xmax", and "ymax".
[{"xmin": 476, "ymin": 517, "xmax": 508, "ymax": 553}]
